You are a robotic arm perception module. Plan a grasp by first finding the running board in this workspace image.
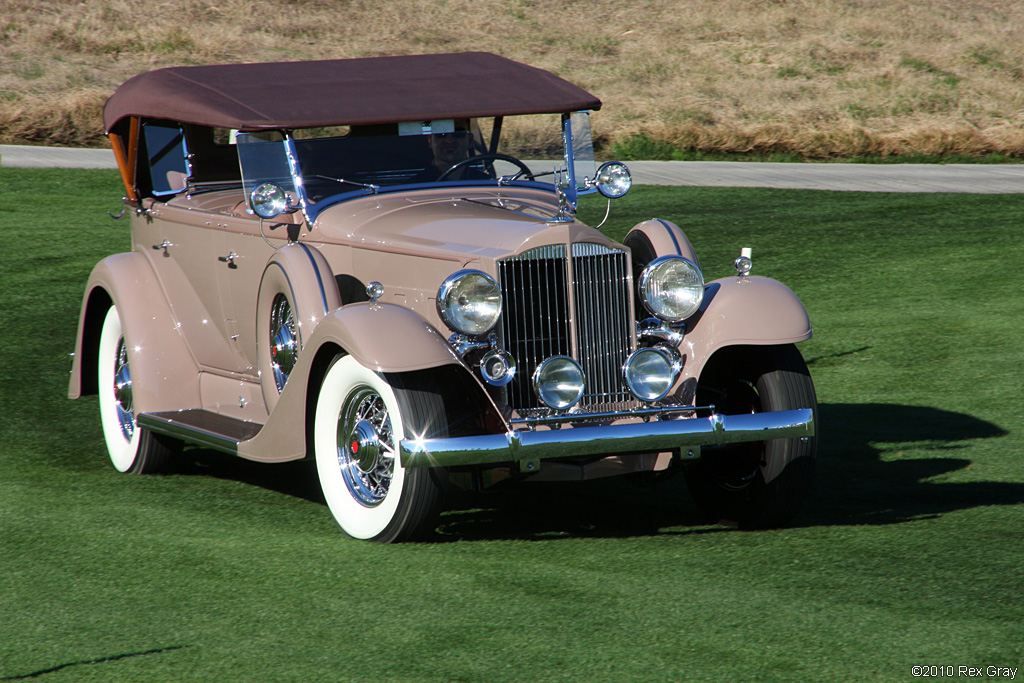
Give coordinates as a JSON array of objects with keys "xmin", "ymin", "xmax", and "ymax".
[{"xmin": 137, "ymin": 410, "xmax": 263, "ymax": 455}]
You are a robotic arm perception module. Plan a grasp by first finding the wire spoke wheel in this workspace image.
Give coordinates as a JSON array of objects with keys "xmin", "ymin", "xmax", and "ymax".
[
  {"xmin": 699, "ymin": 377, "xmax": 763, "ymax": 491},
  {"xmin": 97, "ymin": 306, "xmax": 179, "ymax": 474},
  {"xmin": 269, "ymin": 293, "xmax": 298, "ymax": 393},
  {"xmin": 113, "ymin": 337, "xmax": 135, "ymax": 442},
  {"xmin": 337, "ymin": 387, "xmax": 396, "ymax": 507}
]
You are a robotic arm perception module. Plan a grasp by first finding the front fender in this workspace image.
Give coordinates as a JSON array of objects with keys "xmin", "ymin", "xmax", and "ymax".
[
  {"xmin": 680, "ymin": 275, "xmax": 812, "ymax": 381},
  {"xmin": 68, "ymin": 252, "xmax": 200, "ymax": 413},
  {"xmin": 624, "ymin": 218, "xmax": 699, "ymax": 265},
  {"xmin": 237, "ymin": 302, "xmax": 466, "ymax": 462},
  {"xmin": 305, "ymin": 302, "xmax": 461, "ymax": 372}
]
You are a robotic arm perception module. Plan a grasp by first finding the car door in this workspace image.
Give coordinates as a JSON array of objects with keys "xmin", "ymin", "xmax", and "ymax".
[{"xmin": 137, "ymin": 121, "xmax": 252, "ymax": 376}]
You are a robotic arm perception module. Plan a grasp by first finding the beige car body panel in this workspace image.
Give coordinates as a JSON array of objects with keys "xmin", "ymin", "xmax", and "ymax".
[
  {"xmin": 68, "ymin": 251, "xmax": 201, "ymax": 413},
  {"xmin": 626, "ymin": 218, "xmax": 700, "ymax": 265},
  {"xmin": 679, "ymin": 275, "xmax": 813, "ymax": 383},
  {"xmin": 236, "ymin": 302, "xmax": 471, "ymax": 463}
]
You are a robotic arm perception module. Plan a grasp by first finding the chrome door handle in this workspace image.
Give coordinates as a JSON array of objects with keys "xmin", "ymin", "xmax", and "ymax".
[
  {"xmin": 152, "ymin": 240, "xmax": 175, "ymax": 255},
  {"xmin": 218, "ymin": 251, "xmax": 238, "ymax": 268}
]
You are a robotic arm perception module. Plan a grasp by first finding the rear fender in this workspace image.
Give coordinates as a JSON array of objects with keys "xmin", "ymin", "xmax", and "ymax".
[
  {"xmin": 680, "ymin": 276, "xmax": 812, "ymax": 382},
  {"xmin": 68, "ymin": 252, "xmax": 200, "ymax": 413}
]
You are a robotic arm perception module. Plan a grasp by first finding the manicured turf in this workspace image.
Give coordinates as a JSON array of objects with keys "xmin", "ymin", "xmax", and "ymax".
[{"xmin": 1, "ymin": 169, "xmax": 1021, "ymax": 682}]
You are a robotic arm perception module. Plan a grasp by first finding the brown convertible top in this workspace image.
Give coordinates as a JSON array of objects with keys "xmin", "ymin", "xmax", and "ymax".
[{"xmin": 103, "ymin": 52, "xmax": 601, "ymax": 132}]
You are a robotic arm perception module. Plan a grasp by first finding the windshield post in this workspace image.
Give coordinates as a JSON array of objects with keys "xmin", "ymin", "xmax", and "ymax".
[
  {"xmin": 488, "ymin": 116, "xmax": 503, "ymax": 154},
  {"xmin": 561, "ymin": 114, "xmax": 580, "ymax": 211},
  {"xmin": 283, "ymin": 133, "xmax": 312, "ymax": 221},
  {"xmin": 562, "ymin": 112, "xmax": 599, "ymax": 211}
]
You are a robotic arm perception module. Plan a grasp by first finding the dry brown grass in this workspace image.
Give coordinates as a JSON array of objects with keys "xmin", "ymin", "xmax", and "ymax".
[{"xmin": 3, "ymin": 0, "xmax": 1024, "ymax": 157}]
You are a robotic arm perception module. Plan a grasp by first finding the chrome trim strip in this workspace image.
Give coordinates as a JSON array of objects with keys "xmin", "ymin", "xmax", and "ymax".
[{"xmin": 401, "ymin": 408, "xmax": 814, "ymax": 468}]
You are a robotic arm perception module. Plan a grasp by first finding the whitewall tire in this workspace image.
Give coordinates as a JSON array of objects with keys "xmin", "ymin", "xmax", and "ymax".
[
  {"xmin": 314, "ymin": 355, "xmax": 446, "ymax": 542},
  {"xmin": 96, "ymin": 305, "xmax": 178, "ymax": 474}
]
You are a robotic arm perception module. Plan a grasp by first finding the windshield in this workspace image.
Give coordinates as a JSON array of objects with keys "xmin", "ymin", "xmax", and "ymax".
[
  {"xmin": 235, "ymin": 114, "xmax": 598, "ymax": 221},
  {"xmin": 295, "ymin": 119, "xmax": 493, "ymax": 202}
]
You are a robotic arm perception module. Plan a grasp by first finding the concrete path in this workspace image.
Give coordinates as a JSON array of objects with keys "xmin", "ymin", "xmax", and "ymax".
[
  {"xmin": 4, "ymin": 144, "xmax": 1023, "ymax": 193},
  {"xmin": 622, "ymin": 160, "xmax": 1024, "ymax": 194},
  {"xmin": 0, "ymin": 144, "xmax": 117, "ymax": 170}
]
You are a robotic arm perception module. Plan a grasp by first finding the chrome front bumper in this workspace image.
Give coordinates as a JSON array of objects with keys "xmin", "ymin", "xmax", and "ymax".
[{"xmin": 400, "ymin": 408, "xmax": 814, "ymax": 469}]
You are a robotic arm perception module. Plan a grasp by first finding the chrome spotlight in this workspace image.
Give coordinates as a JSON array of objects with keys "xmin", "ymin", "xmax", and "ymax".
[
  {"xmin": 532, "ymin": 356, "xmax": 585, "ymax": 410},
  {"xmin": 623, "ymin": 347, "xmax": 680, "ymax": 402}
]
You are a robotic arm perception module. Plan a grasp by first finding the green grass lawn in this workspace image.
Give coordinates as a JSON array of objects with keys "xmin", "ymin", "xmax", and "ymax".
[{"xmin": 1, "ymin": 169, "xmax": 1021, "ymax": 682}]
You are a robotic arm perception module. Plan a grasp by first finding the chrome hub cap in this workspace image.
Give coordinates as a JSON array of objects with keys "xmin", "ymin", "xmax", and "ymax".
[
  {"xmin": 270, "ymin": 294, "xmax": 298, "ymax": 393},
  {"xmin": 337, "ymin": 387, "xmax": 395, "ymax": 507},
  {"xmin": 113, "ymin": 338, "xmax": 135, "ymax": 441}
]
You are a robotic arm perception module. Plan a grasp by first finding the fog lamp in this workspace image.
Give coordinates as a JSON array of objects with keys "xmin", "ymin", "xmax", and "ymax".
[
  {"xmin": 532, "ymin": 356, "xmax": 585, "ymax": 410},
  {"xmin": 480, "ymin": 348, "xmax": 516, "ymax": 387},
  {"xmin": 623, "ymin": 347, "xmax": 678, "ymax": 402}
]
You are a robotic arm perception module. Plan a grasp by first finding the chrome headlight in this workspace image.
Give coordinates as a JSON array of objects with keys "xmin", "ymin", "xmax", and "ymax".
[
  {"xmin": 437, "ymin": 270, "xmax": 502, "ymax": 336},
  {"xmin": 638, "ymin": 256, "xmax": 704, "ymax": 322}
]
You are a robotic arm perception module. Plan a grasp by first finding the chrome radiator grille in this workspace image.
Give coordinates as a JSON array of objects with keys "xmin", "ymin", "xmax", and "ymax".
[
  {"xmin": 497, "ymin": 245, "xmax": 571, "ymax": 410},
  {"xmin": 571, "ymin": 243, "xmax": 634, "ymax": 408},
  {"xmin": 497, "ymin": 243, "xmax": 634, "ymax": 411}
]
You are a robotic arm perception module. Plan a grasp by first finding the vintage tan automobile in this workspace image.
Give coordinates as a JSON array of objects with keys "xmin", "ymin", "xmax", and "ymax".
[{"xmin": 69, "ymin": 52, "xmax": 817, "ymax": 542}]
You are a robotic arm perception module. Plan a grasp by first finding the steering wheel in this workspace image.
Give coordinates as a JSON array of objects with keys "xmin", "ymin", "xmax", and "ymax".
[{"xmin": 436, "ymin": 153, "xmax": 535, "ymax": 182}]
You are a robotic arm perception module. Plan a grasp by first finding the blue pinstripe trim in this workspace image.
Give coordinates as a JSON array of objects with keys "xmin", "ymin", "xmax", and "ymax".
[
  {"xmin": 654, "ymin": 218, "xmax": 682, "ymax": 255},
  {"xmin": 267, "ymin": 262, "xmax": 303, "ymax": 347},
  {"xmin": 305, "ymin": 180, "xmax": 553, "ymax": 221},
  {"xmin": 296, "ymin": 242, "xmax": 329, "ymax": 316}
]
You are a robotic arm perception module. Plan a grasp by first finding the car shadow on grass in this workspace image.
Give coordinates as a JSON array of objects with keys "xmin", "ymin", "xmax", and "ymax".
[
  {"xmin": 169, "ymin": 403, "xmax": 1017, "ymax": 542},
  {"xmin": 175, "ymin": 450, "xmax": 325, "ymax": 506},
  {"xmin": 796, "ymin": 402, "xmax": 1017, "ymax": 528},
  {"xmin": 434, "ymin": 402, "xmax": 1018, "ymax": 541}
]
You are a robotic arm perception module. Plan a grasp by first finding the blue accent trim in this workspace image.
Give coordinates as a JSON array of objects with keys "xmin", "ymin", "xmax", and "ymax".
[
  {"xmin": 296, "ymin": 243, "xmax": 330, "ymax": 315},
  {"xmin": 654, "ymin": 218, "xmax": 682, "ymax": 255},
  {"xmin": 267, "ymin": 262, "xmax": 302, "ymax": 347},
  {"xmin": 562, "ymin": 114, "xmax": 580, "ymax": 209},
  {"xmin": 304, "ymin": 179, "xmax": 556, "ymax": 222}
]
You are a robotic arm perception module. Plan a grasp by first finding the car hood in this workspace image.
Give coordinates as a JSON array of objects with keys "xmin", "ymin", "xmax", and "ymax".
[{"xmin": 311, "ymin": 188, "xmax": 614, "ymax": 263}]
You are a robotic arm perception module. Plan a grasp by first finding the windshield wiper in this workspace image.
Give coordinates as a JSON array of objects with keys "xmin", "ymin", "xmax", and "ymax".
[
  {"xmin": 311, "ymin": 174, "xmax": 380, "ymax": 194},
  {"xmin": 497, "ymin": 169, "xmax": 556, "ymax": 186}
]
